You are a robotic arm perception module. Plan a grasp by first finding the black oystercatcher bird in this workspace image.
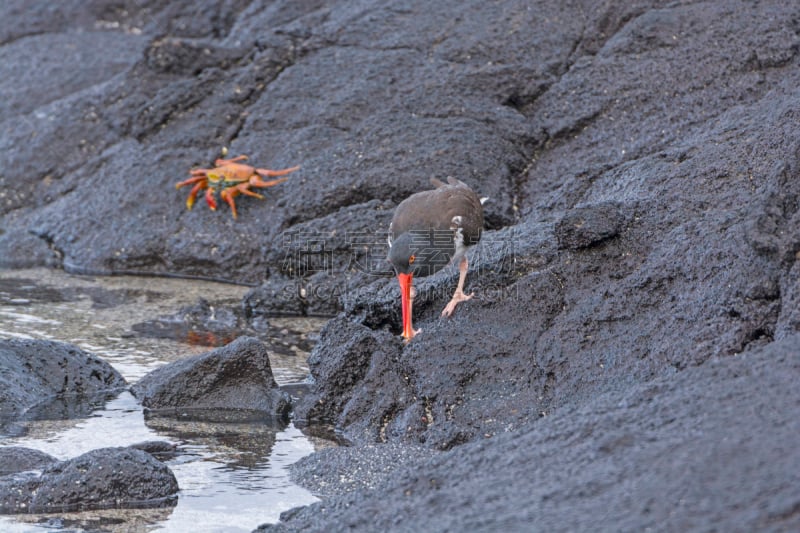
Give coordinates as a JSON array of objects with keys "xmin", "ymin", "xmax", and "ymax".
[{"xmin": 387, "ymin": 177, "xmax": 485, "ymax": 341}]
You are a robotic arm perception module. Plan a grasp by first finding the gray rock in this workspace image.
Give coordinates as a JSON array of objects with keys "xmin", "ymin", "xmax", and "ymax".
[
  {"xmin": 294, "ymin": 318, "xmax": 402, "ymax": 436},
  {"xmin": 293, "ymin": 55, "xmax": 800, "ymax": 451},
  {"xmin": 262, "ymin": 336, "xmax": 800, "ymax": 532},
  {"xmin": 0, "ymin": 338, "xmax": 126, "ymax": 424},
  {"xmin": 131, "ymin": 298, "xmax": 254, "ymax": 347},
  {"xmin": 289, "ymin": 441, "xmax": 437, "ymax": 498},
  {"xmin": 0, "ymin": 447, "xmax": 57, "ymax": 477},
  {"xmin": 2, "ymin": 1, "xmax": 800, "ymax": 531},
  {"xmin": 0, "ymin": 447, "xmax": 178, "ymax": 514},
  {"xmin": 131, "ymin": 336, "xmax": 290, "ymax": 420},
  {"xmin": 555, "ymin": 203, "xmax": 627, "ymax": 250},
  {"xmin": 129, "ymin": 441, "xmax": 179, "ymax": 462}
]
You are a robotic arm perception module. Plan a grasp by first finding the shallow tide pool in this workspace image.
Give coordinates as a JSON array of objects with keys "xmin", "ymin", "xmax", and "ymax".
[{"xmin": 0, "ymin": 268, "xmax": 331, "ymax": 532}]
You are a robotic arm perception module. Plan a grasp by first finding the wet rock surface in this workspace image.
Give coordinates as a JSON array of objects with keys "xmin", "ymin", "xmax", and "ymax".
[
  {"xmin": 1, "ymin": 0, "xmax": 800, "ymax": 531},
  {"xmin": 131, "ymin": 336, "xmax": 291, "ymax": 420},
  {"xmin": 0, "ymin": 447, "xmax": 57, "ymax": 477},
  {"xmin": 0, "ymin": 447, "xmax": 178, "ymax": 514},
  {"xmin": 129, "ymin": 440, "xmax": 180, "ymax": 462},
  {"xmin": 0, "ymin": 338, "xmax": 126, "ymax": 425}
]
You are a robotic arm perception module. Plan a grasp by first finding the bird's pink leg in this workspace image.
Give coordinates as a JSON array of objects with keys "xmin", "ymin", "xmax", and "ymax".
[{"xmin": 441, "ymin": 257, "xmax": 473, "ymax": 317}]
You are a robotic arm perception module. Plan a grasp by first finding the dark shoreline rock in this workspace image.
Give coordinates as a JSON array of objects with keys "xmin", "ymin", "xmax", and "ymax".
[
  {"xmin": 129, "ymin": 441, "xmax": 180, "ymax": 462},
  {"xmin": 131, "ymin": 336, "xmax": 291, "ymax": 421},
  {"xmin": 261, "ymin": 335, "xmax": 800, "ymax": 532},
  {"xmin": 0, "ymin": 447, "xmax": 178, "ymax": 514},
  {"xmin": 0, "ymin": 447, "xmax": 57, "ymax": 477},
  {"xmin": 2, "ymin": 0, "xmax": 800, "ymax": 531},
  {"xmin": 555, "ymin": 202, "xmax": 627, "ymax": 250},
  {"xmin": 0, "ymin": 338, "xmax": 127, "ymax": 425}
]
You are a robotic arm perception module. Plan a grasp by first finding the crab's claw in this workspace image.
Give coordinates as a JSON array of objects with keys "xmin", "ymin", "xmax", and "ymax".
[
  {"xmin": 205, "ymin": 188, "xmax": 217, "ymax": 210},
  {"xmin": 186, "ymin": 182, "xmax": 204, "ymax": 210}
]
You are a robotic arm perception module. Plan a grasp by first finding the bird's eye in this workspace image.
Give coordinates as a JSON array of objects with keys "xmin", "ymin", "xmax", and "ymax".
[{"xmin": 408, "ymin": 255, "xmax": 415, "ymax": 265}]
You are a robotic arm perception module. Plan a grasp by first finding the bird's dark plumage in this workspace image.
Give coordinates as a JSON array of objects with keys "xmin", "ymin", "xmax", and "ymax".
[
  {"xmin": 387, "ymin": 177, "xmax": 485, "ymax": 341},
  {"xmin": 388, "ymin": 177, "xmax": 483, "ymax": 276}
]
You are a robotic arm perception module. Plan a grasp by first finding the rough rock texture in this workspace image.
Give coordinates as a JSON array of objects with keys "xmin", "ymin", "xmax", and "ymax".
[
  {"xmin": 288, "ymin": 441, "xmax": 437, "ymax": 498},
  {"xmin": 0, "ymin": 447, "xmax": 178, "ymax": 514},
  {"xmin": 1, "ymin": 0, "xmax": 800, "ymax": 531},
  {"xmin": 0, "ymin": 338, "xmax": 127, "ymax": 423},
  {"xmin": 263, "ymin": 336, "xmax": 800, "ymax": 532},
  {"xmin": 131, "ymin": 336, "xmax": 290, "ymax": 420},
  {"xmin": 129, "ymin": 441, "xmax": 180, "ymax": 462},
  {"xmin": 289, "ymin": 0, "xmax": 800, "ymax": 449},
  {"xmin": 0, "ymin": 447, "xmax": 57, "ymax": 477}
]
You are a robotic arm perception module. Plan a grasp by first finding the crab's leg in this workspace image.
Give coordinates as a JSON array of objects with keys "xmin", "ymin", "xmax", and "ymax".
[
  {"xmin": 254, "ymin": 165, "xmax": 300, "ymax": 178},
  {"xmin": 235, "ymin": 182, "xmax": 266, "ymax": 199},
  {"xmin": 214, "ymin": 155, "xmax": 249, "ymax": 166},
  {"xmin": 185, "ymin": 181, "xmax": 206, "ymax": 209},
  {"xmin": 175, "ymin": 175, "xmax": 206, "ymax": 189},
  {"xmin": 249, "ymin": 175, "xmax": 291, "ymax": 188},
  {"xmin": 220, "ymin": 188, "xmax": 241, "ymax": 219},
  {"xmin": 205, "ymin": 187, "xmax": 218, "ymax": 211},
  {"xmin": 221, "ymin": 182, "xmax": 270, "ymax": 219}
]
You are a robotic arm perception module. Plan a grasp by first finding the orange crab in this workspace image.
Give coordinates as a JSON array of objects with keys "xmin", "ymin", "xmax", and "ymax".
[{"xmin": 175, "ymin": 155, "xmax": 299, "ymax": 218}]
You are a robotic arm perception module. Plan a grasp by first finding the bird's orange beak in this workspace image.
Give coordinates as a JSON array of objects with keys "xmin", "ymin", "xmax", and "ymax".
[{"xmin": 397, "ymin": 272, "xmax": 415, "ymax": 342}]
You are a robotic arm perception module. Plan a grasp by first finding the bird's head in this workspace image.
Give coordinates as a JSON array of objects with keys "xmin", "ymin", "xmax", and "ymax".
[{"xmin": 387, "ymin": 232, "xmax": 419, "ymax": 276}]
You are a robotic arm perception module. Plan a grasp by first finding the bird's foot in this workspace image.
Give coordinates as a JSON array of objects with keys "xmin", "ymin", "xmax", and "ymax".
[
  {"xmin": 403, "ymin": 327, "xmax": 422, "ymax": 343},
  {"xmin": 441, "ymin": 291, "xmax": 473, "ymax": 318}
]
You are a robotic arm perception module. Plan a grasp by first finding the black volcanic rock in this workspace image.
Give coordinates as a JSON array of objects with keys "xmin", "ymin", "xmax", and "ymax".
[
  {"xmin": 131, "ymin": 336, "xmax": 290, "ymax": 420},
  {"xmin": 555, "ymin": 202, "xmax": 627, "ymax": 250},
  {"xmin": 0, "ymin": 447, "xmax": 178, "ymax": 514},
  {"xmin": 0, "ymin": 338, "xmax": 126, "ymax": 424},
  {"xmin": 0, "ymin": 447, "xmax": 57, "ymax": 477},
  {"xmin": 262, "ymin": 335, "xmax": 800, "ymax": 532},
  {"xmin": 2, "ymin": 0, "xmax": 800, "ymax": 531},
  {"xmin": 131, "ymin": 297, "xmax": 253, "ymax": 347},
  {"xmin": 288, "ymin": 1, "xmax": 800, "ymax": 449}
]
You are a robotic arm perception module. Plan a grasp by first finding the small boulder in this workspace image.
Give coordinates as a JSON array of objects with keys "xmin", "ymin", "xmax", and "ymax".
[
  {"xmin": 129, "ymin": 441, "xmax": 179, "ymax": 461},
  {"xmin": 0, "ymin": 447, "xmax": 57, "ymax": 477},
  {"xmin": 131, "ymin": 336, "xmax": 290, "ymax": 420},
  {"xmin": 131, "ymin": 298, "xmax": 253, "ymax": 348},
  {"xmin": 0, "ymin": 447, "xmax": 178, "ymax": 514},
  {"xmin": 0, "ymin": 338, "xmax": 127, "ymax": 423}
]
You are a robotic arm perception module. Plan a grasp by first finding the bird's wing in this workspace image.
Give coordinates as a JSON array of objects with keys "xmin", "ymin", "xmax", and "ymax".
[
  {"xmin": 430, "ymin": 177, "xmax": 447, "ymax": 188},
  {"xmin": 431, "ymin": 176, "xmax": 470, "ymax": 189}
]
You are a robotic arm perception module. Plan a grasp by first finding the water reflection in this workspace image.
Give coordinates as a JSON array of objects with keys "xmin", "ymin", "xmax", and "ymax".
[
  {"xmin": 1, "ymin": 391, "xmax": 321, "ymax": 532},
  {"xmin": 0, "ymin": 269, "xmax": 327, "ymax": 384},
  {"xmin": 0, "ymin": 269, "xmax": 331, "ymax": 532}
]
